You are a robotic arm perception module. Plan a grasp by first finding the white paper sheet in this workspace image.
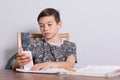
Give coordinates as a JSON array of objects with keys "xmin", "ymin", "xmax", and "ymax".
[
  {"xmin": 16, "ymin": 68, "xmax": 69, "ymax": 74},
  {"xmin": 75, "ymin": 65, "xmax": 120, "ymax": 77}
]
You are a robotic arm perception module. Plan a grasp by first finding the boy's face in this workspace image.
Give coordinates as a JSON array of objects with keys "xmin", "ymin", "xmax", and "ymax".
[{"xmin": 38, "ymin": 16, "xmax": 62, "ymax": 40}]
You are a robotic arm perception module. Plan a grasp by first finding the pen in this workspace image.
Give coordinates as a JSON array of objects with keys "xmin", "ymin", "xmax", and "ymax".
[{"xmin": 65, "ymin": 68, "xmax": 76, "ymax": 72}]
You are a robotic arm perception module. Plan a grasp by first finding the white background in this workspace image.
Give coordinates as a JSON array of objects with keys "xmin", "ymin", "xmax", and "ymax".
[{"xmin": 0, "ymin": 0, "xmax": 120, "ymax": 69}]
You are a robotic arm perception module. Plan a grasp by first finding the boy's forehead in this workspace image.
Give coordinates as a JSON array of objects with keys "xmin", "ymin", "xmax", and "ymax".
[{"xmin": 39, "ymin": 16, "xmax": 55, "ymax": 23}]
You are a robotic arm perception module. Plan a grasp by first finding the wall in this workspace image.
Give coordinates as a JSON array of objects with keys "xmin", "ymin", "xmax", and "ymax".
[{"xmin": 0, "ymin": 0, "xmax": 120, "ymax": 69}]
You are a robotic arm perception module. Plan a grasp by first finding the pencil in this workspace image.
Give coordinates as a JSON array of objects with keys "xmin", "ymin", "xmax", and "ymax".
[{"xmin": 65, "ymin": 68, "xmax": 76, "ymax": 72}]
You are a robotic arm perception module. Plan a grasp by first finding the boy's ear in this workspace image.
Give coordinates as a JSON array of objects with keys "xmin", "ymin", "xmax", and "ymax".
[{"xmin": 58, "ymin": 21, "xmax": 62, "ymax": 28}]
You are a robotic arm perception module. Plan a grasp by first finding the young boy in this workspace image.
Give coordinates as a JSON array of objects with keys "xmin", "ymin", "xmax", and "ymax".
[{"xmin": 12, "ymin": 8, "xmax": 77, "ymax": 70}]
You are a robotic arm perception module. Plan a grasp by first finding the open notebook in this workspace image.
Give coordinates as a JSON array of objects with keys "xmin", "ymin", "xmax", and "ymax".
[
  {"xmin": 72, "ymin": 65, "xmax": 120, "ymax": 77},
  {"xmin": 16, "ymin": 68, "xmax": 70, "ymax": 74}
]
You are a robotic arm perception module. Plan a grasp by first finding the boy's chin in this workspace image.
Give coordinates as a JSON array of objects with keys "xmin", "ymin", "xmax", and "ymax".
[{"xmin": 44, "ymin": 36, "xmax": 52, "ymax": 40}]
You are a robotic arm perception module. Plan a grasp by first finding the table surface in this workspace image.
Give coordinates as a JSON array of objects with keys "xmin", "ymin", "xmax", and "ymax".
[{"xmin": 0, "ymin": 70, "xmax": 120, "ymax": 80}]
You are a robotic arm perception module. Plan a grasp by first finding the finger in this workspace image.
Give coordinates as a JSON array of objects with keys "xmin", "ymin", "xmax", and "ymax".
[
  {"xmin": 17, "ymin": 53, "xmax": 25, "ymax": 58},
  {"xmin": 17, "ymin": 54, "xmax": 31, "ymax": 63},
  {"xmin": 17, "ymin": 57, "xmax": 31, "ymax": 62},
  {"xmin": 19, "ymin": 60, "xmax": 30, "ymax": 65},
  {"xmin": 17, "ymin": 58, "xmax": 31, "ymax": 66},
  {"xmin": 18, "ymin": 47, "xmax": 23, "ymax": 53},
  {"xmin": 18, "ymin": 32, "xmax": 23, "ymax": 53},
  {"xmin": 41, "ymin": 66, "xmax": 50, "ymax": 70},
  {"xmin": 19, "ymin": 62, "xmax": 27, "ymax": 66},
  {"xmin": 17, "ymin": 55, "xmax": 31, "ymax": 62},
  {"xmin": 32, "ymin": 65, "xmax": 42, "ymax": 71},
  {"xmin": 17, "ymin": 52, "xmax": 30, "ymax": 58}
]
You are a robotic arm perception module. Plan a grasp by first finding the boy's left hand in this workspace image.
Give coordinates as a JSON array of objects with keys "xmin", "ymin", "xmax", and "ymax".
[{"xmin": 32, "ymin": 62, "xmax": 53, "ymax": 70}]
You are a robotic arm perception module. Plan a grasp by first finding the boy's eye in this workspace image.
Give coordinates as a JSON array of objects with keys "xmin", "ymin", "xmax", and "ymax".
[
  {"xmin": 48, "ymin": 24, "xmax": 52, "ymax": 26},
  {"xmin": 40, "ymin": 25, "xmax": 43, "ymax": 27}
]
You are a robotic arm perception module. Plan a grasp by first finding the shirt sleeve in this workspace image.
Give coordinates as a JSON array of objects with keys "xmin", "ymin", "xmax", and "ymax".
[{"xmin": 66, "ymin": 42, "xmax": 77, "ymax": 63}]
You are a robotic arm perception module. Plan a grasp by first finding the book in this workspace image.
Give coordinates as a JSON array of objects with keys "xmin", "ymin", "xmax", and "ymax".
[{"xmin": 71, "ymin": 65, "xmax": 120, "ymax": 77}]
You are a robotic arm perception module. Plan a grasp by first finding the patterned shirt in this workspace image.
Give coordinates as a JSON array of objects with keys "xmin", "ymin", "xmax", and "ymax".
[{"xmin": 25, "ymin": 38, "xmax": 77, "ymax": 64}]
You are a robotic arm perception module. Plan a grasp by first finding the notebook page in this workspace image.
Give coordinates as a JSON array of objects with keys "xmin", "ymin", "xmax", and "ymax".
[
  {"xmin": 75, "ymin": 65, "xmax": 120, "ymax": 77},
  {"xmin": 16, "ymin": 68, "xmax": 69, "ymax": 74}
]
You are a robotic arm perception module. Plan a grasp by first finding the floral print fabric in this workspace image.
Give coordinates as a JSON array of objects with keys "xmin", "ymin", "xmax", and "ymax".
[{"xmin": 25, "ymin": 38, "xmax": 77, "ymax": 64}]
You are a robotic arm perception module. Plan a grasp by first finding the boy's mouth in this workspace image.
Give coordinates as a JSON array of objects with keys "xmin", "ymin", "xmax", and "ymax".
[{"xmin": 44, "ymin": 33, "xmax": 50, "ymax": 36}]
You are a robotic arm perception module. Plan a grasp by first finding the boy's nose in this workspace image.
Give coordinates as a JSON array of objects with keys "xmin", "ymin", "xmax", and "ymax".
[{"xmin": 44, "ymin": 26, "xmax": 49, "ymax": 31}]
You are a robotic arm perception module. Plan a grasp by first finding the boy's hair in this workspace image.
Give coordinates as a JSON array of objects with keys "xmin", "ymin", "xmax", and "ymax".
[{"xmin": 37, "ymin": 8, "xmax": 61, "ymax": 24}]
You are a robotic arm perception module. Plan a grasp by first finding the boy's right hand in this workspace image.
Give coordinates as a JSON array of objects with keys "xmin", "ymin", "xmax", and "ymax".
[{"xmin": 16, "ymin": 52, "xmax": 32, "ymax": 67}]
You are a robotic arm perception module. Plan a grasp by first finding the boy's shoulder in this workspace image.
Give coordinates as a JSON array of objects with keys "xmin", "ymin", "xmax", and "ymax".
[{"xmin": 63, "ymin": 40, "xmax": 76, "ymax": 46}]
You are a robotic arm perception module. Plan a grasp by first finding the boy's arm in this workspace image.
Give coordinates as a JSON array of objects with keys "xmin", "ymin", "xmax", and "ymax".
[
  {"xmin": 51, "ymin": 55, "xmax": 75, "ymax": 68},
  {"xmin": 32, "ymin": 55, "xmax": 76, "ymax": 70}
]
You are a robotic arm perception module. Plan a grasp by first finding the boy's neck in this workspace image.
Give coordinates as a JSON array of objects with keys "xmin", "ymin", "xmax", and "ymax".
[{"xmin": 46, "ymin": 34, "xmax": 62, "ymax": 44}]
